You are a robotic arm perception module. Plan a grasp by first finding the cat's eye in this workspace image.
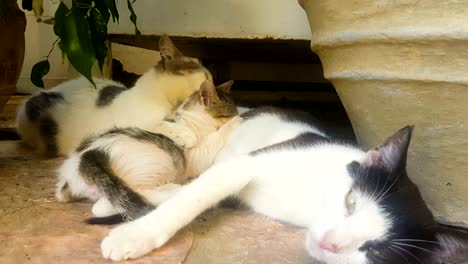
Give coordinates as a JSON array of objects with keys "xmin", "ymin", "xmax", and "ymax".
[
  {"xmin": 371, "ymin": 248, "xmax": 381, "ymax": 256},
  {"xmin": 345, "ymin": 190, "xmax": 356, "ymax": 215},
  {"xmin": 369, "ymin": 247, "xmax": 386, "ymax": 260}
]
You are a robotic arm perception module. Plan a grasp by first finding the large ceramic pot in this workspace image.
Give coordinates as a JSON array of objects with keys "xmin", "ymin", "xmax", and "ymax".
[
  {"xmin": 0, "ymin": 0, "xmax": 26, "ymax": 112},
  {"xmin": 300, "ymin": 0, "xmax": 468, "ymax": 225}
]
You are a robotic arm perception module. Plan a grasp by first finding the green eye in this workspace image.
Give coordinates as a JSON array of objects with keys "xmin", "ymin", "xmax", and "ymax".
[
  {"xmin": 345, "ymin": 190, "xmax": 356, "ymax": 215},
  {"xmin": 371, "ymin": 248, "xmax": 381, "ymax": 256}
]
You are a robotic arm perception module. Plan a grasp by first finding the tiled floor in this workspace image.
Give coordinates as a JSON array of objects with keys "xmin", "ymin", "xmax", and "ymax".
[{"xmin": 0, "ymin": 141, "xmax": 317, "ymax": 264}]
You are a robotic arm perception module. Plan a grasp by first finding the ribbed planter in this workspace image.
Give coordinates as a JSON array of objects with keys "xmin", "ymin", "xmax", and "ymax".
[
  {"xmin": 0, "ymin": 1, "xmax": 26, "ymax": 112},
  {"xmin": 300, "ymin": 0, "xmax": 468, "ymax": 225}
]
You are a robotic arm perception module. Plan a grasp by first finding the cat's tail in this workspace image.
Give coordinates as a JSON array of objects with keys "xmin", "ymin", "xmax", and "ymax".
[{"xmin": 80, "ymin": 149, "xmax": 156, "ymax": 225}]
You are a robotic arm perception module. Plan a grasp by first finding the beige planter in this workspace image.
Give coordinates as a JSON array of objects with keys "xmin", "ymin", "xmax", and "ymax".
[{"xmin": 300, "ymin": 0, "xmax": 468, "ymax": 225}]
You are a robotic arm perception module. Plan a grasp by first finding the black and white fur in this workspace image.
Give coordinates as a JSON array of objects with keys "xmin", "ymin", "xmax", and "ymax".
[
  {"xmin": 55, "ymin": 80, "xmax": 241, "ymax": 223},
  {"xmin": 93, "ymin": 107, "xmax": 468, "ymax": 264},
  {"xmin": 16, "ymin": 34, "xmax": 212, "ymax": 156}
]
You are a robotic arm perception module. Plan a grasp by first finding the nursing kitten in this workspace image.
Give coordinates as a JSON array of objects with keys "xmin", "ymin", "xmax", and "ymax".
[
  {"xmin": 16, "ymin": 34, "xmax": 212, "ymax": 156},
  {"xmin": 55, "ymin": 80, "xmax": 240, "ymax": 222},
  {"xmin": 96, "ymin": 107, "xmax": 467, "ymax": 264}
]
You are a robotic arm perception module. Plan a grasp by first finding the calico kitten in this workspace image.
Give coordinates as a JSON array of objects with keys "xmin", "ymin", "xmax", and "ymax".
[
  {"xmin": 96, "ymin": 107, "xmax": 467, "ymax": 264},
  {"xmin": 55, "ymin": 80, "xmax": 240, "ymax": 222},
  {"xmin": 16, "ymin": 34, "xmax": 212, "ymax": 156}
]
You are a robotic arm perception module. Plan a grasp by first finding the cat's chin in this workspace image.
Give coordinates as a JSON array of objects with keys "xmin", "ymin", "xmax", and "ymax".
[{"xmin": 304, "ymin": 232, "xmax": 327, "ymax": 263}]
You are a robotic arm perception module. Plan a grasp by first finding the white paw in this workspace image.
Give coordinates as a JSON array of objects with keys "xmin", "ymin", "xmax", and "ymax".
[
  {"xmin": 92, "ymin": 198, "xmax": 119, "ymax": 217},
  {"xmin": 101, "ymin": 221, "xmax": 170, "ymax": 261},
  {"xmin": 172, "ymin": 129, "xmax": 197, "ymax": 148}
]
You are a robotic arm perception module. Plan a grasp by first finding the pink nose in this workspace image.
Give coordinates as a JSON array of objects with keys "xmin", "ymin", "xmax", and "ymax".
[
  {"xmin": 319, "ymin": 232, "xmax": 340, "ymax": 253},
  {"xmin": 319, "ymin": 240, "xmax": 339, "ymax": 253}
]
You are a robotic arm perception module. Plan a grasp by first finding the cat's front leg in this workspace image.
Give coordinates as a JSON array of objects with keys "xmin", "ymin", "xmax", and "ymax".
[{"xmin": 100, "ymin": 155, "xmax": 254, "ymax": 261}]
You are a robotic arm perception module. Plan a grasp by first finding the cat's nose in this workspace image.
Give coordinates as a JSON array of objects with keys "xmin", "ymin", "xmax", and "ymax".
[
  {"xmin": 319, "ymin": 240, "xmax": 339, "ymax": 253},
  {"xmin": 318, "ymin": 232, "xmax": 340, "ymax": 253}
]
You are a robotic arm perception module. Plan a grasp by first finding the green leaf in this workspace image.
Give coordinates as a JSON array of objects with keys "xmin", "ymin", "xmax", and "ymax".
[
  {"xmin": 127, "ymin": 0, "xmax": 141, "ymax": 39},
  {"xmin": 102, "ymin": 0, "xmax": 119, "ymax": 22},
  {"xmin": 88, "ymin": 7, "xmax": 109, "ymax": 70},
  {"xmin": 30, "ymin": 60, "xmax": 50, "ymax": 88},
  {"xmin": 93, "ymin": 0, "xmax": 111, "ymax": 24},
  {"xmin": 53, "ymin": 2, "xmax": 69, "ymax": 37},
  {"xmin": 56, "ymin": 7, "xmax": 96, "ymax": 86}
]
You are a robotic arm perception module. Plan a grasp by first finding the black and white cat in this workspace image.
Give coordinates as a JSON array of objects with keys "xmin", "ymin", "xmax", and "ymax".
[
  {"xmin": 16, "ymin": 35, "xmax": 212, "ymax": 156},
  {"xmin": 96, "ymin": 107, "xmax": 467, "ymax": 264},
  {"xmin": 55, "ymin": 80, "xmax": 240, "ymax": 222}
]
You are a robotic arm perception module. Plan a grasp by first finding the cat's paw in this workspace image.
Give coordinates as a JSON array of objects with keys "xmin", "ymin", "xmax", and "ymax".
[
  {"xmin": 101, "ymin": 220, "xmax": 170, "ymax": 261},
  {"xmin": 92, "ymin": 198, "xmax": 119, "ymax": 217},
  {"xmin": 171, "ymin": 129, "xmax": 197, "ymax": 149}
]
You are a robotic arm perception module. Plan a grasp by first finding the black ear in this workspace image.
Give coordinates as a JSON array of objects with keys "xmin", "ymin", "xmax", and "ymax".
[
  {"xmin": 159, "ymin": 34, "xmax": 183, "ymax": 60},
  {"xmin": 199, "ymin": 80, "xmax": 219, "ymax": 107},
  {"xmin": 216, "ymin": 80, "xmax": 234, "ymax": 94},
  {"xmin": 430, "ymin": 222, "xmax": 468, "ymax": 263},
  {"xmin": 361, "ymin": 125, "xmax": 414, "ymax": 172}
]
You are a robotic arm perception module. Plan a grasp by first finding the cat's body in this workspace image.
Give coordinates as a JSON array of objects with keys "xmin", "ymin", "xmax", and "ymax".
[
  {"xmin": 55, "ymin": 80, "xmax": 240, "ymax": 221},
  {"xmin": 95, "ymin": 107, "xmax": 467, "ymax": 264},
  {"xmin": 16, "ymin": 35, "xmax": 212, "ymax": 156}
]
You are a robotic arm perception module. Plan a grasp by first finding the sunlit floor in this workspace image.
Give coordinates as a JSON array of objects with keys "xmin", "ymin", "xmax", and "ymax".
[{"xmin": 0, "ymin": 140, "xmax": 316, "ymax": 264}]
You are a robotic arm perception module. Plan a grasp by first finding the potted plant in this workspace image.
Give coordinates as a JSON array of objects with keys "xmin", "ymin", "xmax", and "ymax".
[
  {"xmin": 300, "ymin": 0, "xmax": 468, "ymax": 226},
  {"xmin": 24, "ymin": 0, "xmax": 140, "ymax": 88},
  {"xmin": 0, "ymin": 0, "xmax": 27, "ymax": 111}
]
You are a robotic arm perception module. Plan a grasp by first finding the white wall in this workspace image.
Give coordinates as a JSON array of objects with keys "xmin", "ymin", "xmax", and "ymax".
[
  {"xmin": 18, "ymin": 0, "xmax": 311, "ymax": 93},
  {"xmin": 109, "ymin": 0, "xmax": 311, "ymax": 39}
]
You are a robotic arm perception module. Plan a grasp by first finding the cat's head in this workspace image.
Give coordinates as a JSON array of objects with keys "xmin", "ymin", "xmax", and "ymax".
[
  {"xmin": 305, "ymin": 126, "xmax": 468, "ymax": 264},
  {"xmin": 140, "ymin": 34, "xmax": 212, "ymax": 100},
  {"xmin": 169, "ymin": 80, "xmax": 238, "ymax": 129}
]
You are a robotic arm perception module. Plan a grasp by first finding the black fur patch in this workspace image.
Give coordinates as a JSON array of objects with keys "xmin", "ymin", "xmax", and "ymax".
[
  {"xmin": 85, "ymin": 214, "xmax": 127, "ymax": 225},
  {"xmin": 219, "ymin": 195, "xmax": 250, "ymax": 210},
  {"xmin": 61, "ymin": 182, "xmax": 69, "ymax": 192},
  {"xmin": 250, "ymin": 132, "xmax": 331, "ymax": 156},
  {"xmin": 79, "ymin": 149, "xmax": 156, "ymax": 221},
  {"xmin": 96, "ymin": 85, "xmax": 128, "ymax": 107},
  {"xmin": 39, "ymin": 115, "xmax": 59, "ymax": 156},
  {"xmin": 25, "ymin": 92, "xmax": 64, "ymax": 121}
]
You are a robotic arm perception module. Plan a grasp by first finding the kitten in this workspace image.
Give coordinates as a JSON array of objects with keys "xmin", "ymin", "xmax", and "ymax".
[
  {"xmin": 16, "ymin": 34, "xmax": 212, "ymax": 156},
  {"xmin": 55, "ymin": 80, "xmax": 240, "ymax": 222},
  {"xmin": 96, "ymin": 107, "xmax": 468, "ymax": 264}
]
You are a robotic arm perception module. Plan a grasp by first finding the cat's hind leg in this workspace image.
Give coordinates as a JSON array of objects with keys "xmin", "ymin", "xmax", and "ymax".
[{"xmin": 100, "ymin": 155, "xmax": 255, "ymax": 261}]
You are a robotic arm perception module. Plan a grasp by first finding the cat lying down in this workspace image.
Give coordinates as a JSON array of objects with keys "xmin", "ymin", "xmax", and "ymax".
[
  {"xmin": 82, "ymin": 107, "xmax": 467, "ymax": 264},
  {"xmin": 55, "ymin": 80, "xmax": 240, "ymax": 222},
  {"xmin": 16, "ymin": 34, "xmax": 212, "ymax": 157}
]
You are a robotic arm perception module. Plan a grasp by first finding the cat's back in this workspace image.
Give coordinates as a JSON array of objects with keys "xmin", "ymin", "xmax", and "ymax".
[{"xmin": 215, "ymin": 107, "xmax": 327, "ymax": 162}]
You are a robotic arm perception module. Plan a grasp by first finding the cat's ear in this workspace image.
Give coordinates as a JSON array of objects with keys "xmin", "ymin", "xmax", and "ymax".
[
  {"xmin": 199, "ymin": 80, "xmax": 220, "ymax": 107},
  {"xmin": 429, "ymin": 222, "xmax": 468, "ymax": 263},
  {"xmin": 159, "ymin": 34, "xmax": 183, "ymax": 60},
  {"xmin": 361, "ymin": 125, "xmax": 414, "ymax": 172},
  {"xmin": 216, "ymin": 80, "xmax": 234, "ymax": 94}
]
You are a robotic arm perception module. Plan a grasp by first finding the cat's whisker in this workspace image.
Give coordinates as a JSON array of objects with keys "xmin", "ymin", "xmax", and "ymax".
[
  {"xmin": 387, "ymin": 244, "xmax": 410, "ymax": 264},
  {"xmin": 391, "ymin": 241, "xmax": 437, "ymax": 254},
  {"xmin": 376, "ymin": 173, "xmax": 401, "ymax": 203},
  {"xmin": 374, "ymin": 170, "xmax": 391, "ymax": 202},
  {"xmin": 393, "ymin": 239, "xmax": 442, "ymax": 245},
  {"xmin": 389, "ymin": 244, "xmax": 425, "ymax": 264},
  {"xmin": 377, "ymin": 188, "xmax": 401, "ymax": 202}
]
